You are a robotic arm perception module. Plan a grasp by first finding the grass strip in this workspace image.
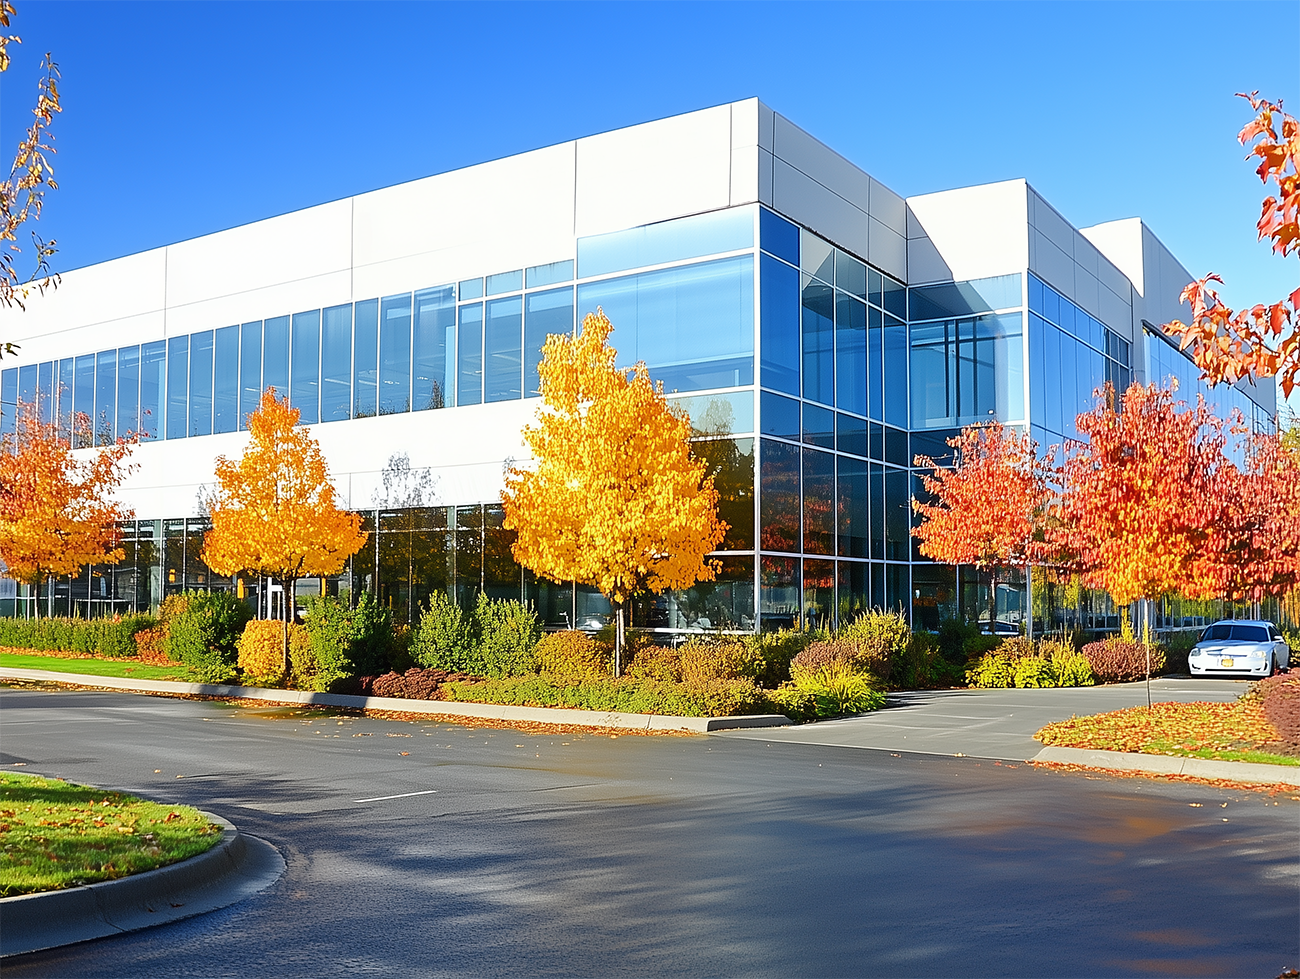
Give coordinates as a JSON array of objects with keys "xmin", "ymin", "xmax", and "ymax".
[
  {"xmin": 1036, "ymin": 699, "xmax": 1299, "ymax": 767},
  {"xmin": 0, "ymin": 651, "xmax": 189, "ymax": 682},
  {"xmin": 0, "ymin": 773, "xmax": 223, "ymax": 896}
]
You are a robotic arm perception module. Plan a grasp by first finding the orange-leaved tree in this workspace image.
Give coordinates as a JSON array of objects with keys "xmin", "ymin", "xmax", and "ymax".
[
  {"xmin": 912, "ymin": 422, "xmax": 1051, "ymax": 635},
  {"xmin": 0, "ymin": 400, "xmax": 134, "ymax": 615},
  {"xmin": 0, "ymin": 0, "xmax": 62, "ymax": 322},
  {"xmin": 1054, "ymin": 382, "xmax": 1229, "ymax": 651},
  {"xmin": 1162, "ymin": 93, "xmax": 1300, "ymax": 397},
  {"xmin": 501, "ymin": 309, "xmax": 726, "ymax": 673},
  {"xmin": 203, "ymin": 389, "xmax": 368, "ymax": 671}
]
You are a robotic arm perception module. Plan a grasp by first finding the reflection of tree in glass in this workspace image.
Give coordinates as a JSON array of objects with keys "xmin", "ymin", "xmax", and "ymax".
[
  {"xmin": 691, "ymin": 437, "xmax": 753, "ymax": 550},
  {"xmin": 759, "ymin": 450, "xmax": 799, "ymax": 553},
  {"xmin": 372, "ymin": 453, "xmax": 438, "ymax": 509},
  {"xmin": 693, "ymin": 398, "xmax": 734, "ymax": 437}
]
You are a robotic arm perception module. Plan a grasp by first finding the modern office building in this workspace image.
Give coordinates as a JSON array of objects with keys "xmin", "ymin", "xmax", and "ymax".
[{"xmin": 0, "ymin": 99, "xmax": 1277, "ymax": 633}]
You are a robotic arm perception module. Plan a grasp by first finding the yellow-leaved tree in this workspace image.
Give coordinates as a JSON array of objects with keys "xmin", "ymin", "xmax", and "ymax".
[
  {"xmin": 203, "ymin": 389, "xmax": 368, "ymax": 671},
  {"xmin": 0, "ymin": 401, "xmax": 134, "ymax": 615},
  {"xmin": 502, "ymin": 310, "xmax": 726, "ymax": 673}
]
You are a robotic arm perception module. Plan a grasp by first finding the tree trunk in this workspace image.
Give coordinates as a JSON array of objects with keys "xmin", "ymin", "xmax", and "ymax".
[
  {"xmin": 613, "ymin": 603, "xmax": 625, "ymax": 678},
  {"xmin": 281, "ymin": 577, "xmax": 296, "ymax": 677},
  {"xmin": 32, "ymin": 576, "xmax": 39, "ymax": 620}
]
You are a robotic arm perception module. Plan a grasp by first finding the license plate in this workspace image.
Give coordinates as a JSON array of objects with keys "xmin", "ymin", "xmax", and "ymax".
[{"xmin": 1220, "ymin": 658, "xmax": 1235, "ymax": 668}]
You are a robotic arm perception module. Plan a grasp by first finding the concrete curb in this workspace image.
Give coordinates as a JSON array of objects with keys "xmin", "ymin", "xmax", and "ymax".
[
  {"xmin": 1030, "ymin": 745, "xmax": 1300, "ymax": 786},
  {"xmin": 0, "ymin": 810, "xmax": 285, "ymax": 958},
  {"xmin": 0, "ymin": 667, "xmax": 792, "ymax": 733}
]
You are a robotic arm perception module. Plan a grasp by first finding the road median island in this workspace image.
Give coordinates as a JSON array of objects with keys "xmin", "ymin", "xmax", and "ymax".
[
  {"xmin": 1030, "ymin": 744, "xmax": 1300, "ymax": 787},
  {"xmin": 0, "ymin": 798, "xmax": 284, "ymax": 958},
  {"xmin": 0, "ymin": 666, "xmax": 793, "ymax": 734}
]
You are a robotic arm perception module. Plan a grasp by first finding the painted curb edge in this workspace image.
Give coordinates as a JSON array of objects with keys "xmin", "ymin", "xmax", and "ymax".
[
  {"xmin": 0, "ymin": 667, "xmax": 793, "ymax": 733},
  {"xmin": 1030, "ymin": 745, "xmax": 1300, "ymax": 786},
  {"xmin": 0, "ymin": 810, "xmax": 285, "ymax": 958}
]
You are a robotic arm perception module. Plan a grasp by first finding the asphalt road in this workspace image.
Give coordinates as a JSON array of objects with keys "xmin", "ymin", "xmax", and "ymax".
[{"xmin": 2, "ymin": 685, "xmax": 1297, "ymax": 978}]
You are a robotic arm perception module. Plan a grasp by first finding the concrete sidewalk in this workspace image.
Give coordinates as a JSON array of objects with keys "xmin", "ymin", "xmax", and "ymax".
[{"xmin": 712, "ymin": 677, "xmax": 1274, "ymax": 759}]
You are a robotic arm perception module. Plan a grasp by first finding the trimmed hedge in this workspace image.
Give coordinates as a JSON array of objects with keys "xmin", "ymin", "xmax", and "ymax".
[
  {"xmin": 0, "ymin": 615, "xmax": 156, "ymax": 658},
  {"xmin": 441, "ymin": 674, "xmax": 764, "ymax": 718},
  {"xmin": 1081, "ymin": 637, "xmax": 1165, "ymax": 683}
]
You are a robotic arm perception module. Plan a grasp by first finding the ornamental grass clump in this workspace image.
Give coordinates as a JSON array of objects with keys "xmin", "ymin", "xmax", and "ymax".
[
  {"xmin": 781, "ymin": 640, "xmax": 885, "ymax": 719},
  {"xmin": 835, "ymin": 610, "xmax": 909, "ymax": 683}
]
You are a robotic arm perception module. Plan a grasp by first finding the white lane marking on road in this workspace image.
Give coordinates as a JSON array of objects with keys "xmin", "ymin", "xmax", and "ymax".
[{"xmin": 352, "ymin": 790, "xmax": 437, "ymax": 803}]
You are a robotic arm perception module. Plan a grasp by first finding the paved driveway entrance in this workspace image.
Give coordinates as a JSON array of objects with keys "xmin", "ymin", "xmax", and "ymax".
[{"xmin": 715, "ymin": 678, "xmax": 1249, "ymax": 760}]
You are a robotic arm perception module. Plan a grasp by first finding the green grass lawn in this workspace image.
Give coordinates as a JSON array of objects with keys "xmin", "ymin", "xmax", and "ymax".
[
  {"xmin": 0, "ymin": 651, "xmax": 190, "ymax": 681},
  {"xmin": 0, "ymin": 773, "xmax": 223, "ymax": 896}
]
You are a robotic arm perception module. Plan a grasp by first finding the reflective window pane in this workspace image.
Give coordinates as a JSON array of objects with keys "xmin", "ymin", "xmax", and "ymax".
[
  {"xmin": 413, "ymin": 287, "xmax": 454, "ymax": 410},
  {"xmin": 140, "ymin": 342, "xmax": 165, "ymax": 441},
  {"xmin": 882, "ymin": 275, "xmax": 906, "ymax": 319},
  {"xmin": 801, "ymin": 276, "xmax": 834, "ymax": 405},
  {"xmin": 526, "ymin": 260, "xmax": 573, "ymax": 289},
  {"xmin": 353, "ymin": 299, "xmax": 378, "ymax": 418},
  {"xmin": 291, "ymin": 309, "xmax": 321, "ymax": 424},
  {"xmin": 760, "ymin": 253, "xmax": 800, "ymax": 396},
  {"xmin": 837, "ymin": 560, "xmax": 870, "ymax": 626},
  {"xmin": 760, "ymin": 390, "xmax": 800, "ymax": 441},
  {"xmin": 801, "ymin": 402, "xmax": 834, "ymax": 449},
  {"xmin": 835, "ymin": 249, "xmax": 867, "ymax": 300},
  {"xmin": 759, "ymin": 438, "xmax": 800, "ymax": 553},
  {"xmin": 18, "ymin": 363, "xmax": 36, "ymax": 408},
  {"xmin": 165, "ymin": 338, "xmax": 187, "ymax": 441},
  {"xmin": 321, "ymin": 304, "xmax": 352, "ymax": 422},
  {"xmin": 0, "ymin": 366, "xmax": 14, "ymax": 441},
  {"xmin": 116, "ymin": 345, "xmax": 139, "ymax": 438},
  {"xmin": 484, "ymin": 295, "xmax": 522, "ymax": 403},
  {"xmin": 760, "ymin": 208, "xmax": 799, "ymax": 266},
  {"xmin": 835, "ymin": 292, "xmax": 867, "ymax": 415},
  {"xmin": 213, "ymin": 327, "xmax": 239, "ymax": 434},
  {"xmin": 885, "ymin": 467, "xmax": 909, "ymax": 561},
  {"xmin": 868, "ymin": 306, "xmax": 883, "ymax": 421},
  {"xmin": 379, "ymin": 293, "xmax": 411, "ymax": 415},
  {"xmin": 694, "ymin": 437, "xmax": 754, "ymax": 550},
  {"xmin": 870, "ymin": 463, "xmax": 884, "ymax": 559},
  {"xmin": 800, "ymin": 229, "xmax": 834, "ymax": 284},
  {"xmin": 759, "ymin": 554, "xmax": 799, "ymax": 631},
  {"xmin": 578, "ymin": 207, "xmax": 753, "ymax": 278},
  {"xmin": 836, "ymin": 412, "xmax": 867, "ymax": 457},
  {"xmin": 837, "ymin": 456, "xmax": 869, "ymax": 558},
  {"xmin": 525, "ymin": 287, "xmax": 573, "ymax": 398},
  {"xmin": 803, "ymin": 558, "xmax": 835, "ymax": 631},
  {"xmin": 485, "ymin": 270, "xmax": 522, "ymax": 296},
  {"xmin": 457, "ymin": 303, "xmax": 483, "ymax": 407},
  {"xmin": 37, "ymin": 360, "xmax": 53, "ymax": 425},
  {"xmin": 668, "ymin": 389, "xmax": 754, "ymax": 437},
  {"xmin": 57, "ymin": 358, "xmax": 74, "ymax": 441},
  {"xmin": 883, "ymin": 315, "xmax": 907, "ymax": 427},
  {"xmin": 885, "ymin": 427, "xmax": 909, "ymax": 467},
  {"xmin": 188, "ymin": 331, "xmax": 213, "ymax": 437},
  {"xmin": 262, "ymin": 315, "xmax": 290, "ymax": 402},
  {"xmin": 239, "ymin": 321, "xmax": 262, "ymax": 429},
  {"xmin": 458, "ymin": 277, "xmax": 483, "ymax": 300},
  {"xmin": 802, "ymin": 447, "xmax": 834, "ymax": 555},
  {"xmin": 95, "ymin": 350, "xmax": 116, "ymax": 445}
]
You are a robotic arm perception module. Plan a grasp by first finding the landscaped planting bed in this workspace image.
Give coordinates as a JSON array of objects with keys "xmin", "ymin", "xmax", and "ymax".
[
  {"xmin": 1035, "ymin": 677, "xmax": 1300, "ymax": 767},
  {"xmin": 0, "ymin": 773, "xmax": 222, "ymax": 896}
]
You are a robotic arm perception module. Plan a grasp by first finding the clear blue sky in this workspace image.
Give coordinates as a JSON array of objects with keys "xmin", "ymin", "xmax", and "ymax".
[{"xmin": 2, "ymin": 0, "xmax": 1296, "ymax": 409}]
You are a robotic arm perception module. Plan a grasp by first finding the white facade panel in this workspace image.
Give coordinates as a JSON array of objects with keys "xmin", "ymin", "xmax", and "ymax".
[
  {"xmin": 166, "ymin": 270, "xmax": 354, "ymax": 336},
  {"xmin": 166, "ymin": 200, "xmax": 352, "ymax": 309},
  {"xmin": 758, "ymin": 148, "xmax": 775, "ymax": 205},
  {"xmin": 574, "ymin": 105, "xmax": 732, "ymax": 237},
  {"xmin": 1029, "ymin": 191, "xmax": 1075, "ymax": 257},
  {"xmin": 869, "ymin": 178, "xmax": 907, "ymax": 237},
  {"xmin": 1097, "ymin": 283, "xmax": 1134, "ymax": 337},
  {"xmin": 730, "ymin": 98, "xmax": 761, "ymax": 149},
  {"xmin": 773, "ymin": 158, "xmax": 869, "ymax": 259},
  {"xmin": 730, "ymin": 144, "xmax": 760, "ymax": 206},
  {"xmin": 11, "ymin": 309, "xmax": 166, "ymax": 367},
  {"xmin": 1072, "ymin": 267, "xmax": 1101, "ymax": 321},
  {"xmin": 771, "ymin": 114, "xmax": 871, "ymax": 213},
  {"xmin": 905, "ymin": 180, "xmax": 1029, "ymax": 283}
]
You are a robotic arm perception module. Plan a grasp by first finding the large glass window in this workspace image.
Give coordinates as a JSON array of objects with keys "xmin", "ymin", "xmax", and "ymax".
[
  {"xmin": 802, "ymin": 447, "xmax": 834, "ymax": 555},
  {"xmin": 379, "ymin": 293, "xmax": 411, "ymax": 415},
  {"xmin": 837, "ymin": 456, "xmax": 869, "ymax": 558},
  {"xmin": 801, "ymin": 403, "xmax": 834, "ymax": 449},
  {"xmin": 115, "ymin": 349, "xmax": 139, "ymax": 437},
  {"xmin": 800, "ymin": 230, "xmax": 834, "ymax": 285},
  {"xmin": 909, "ymin": 312, "xmax": 1024, "ymax": 429},
  {"xmin": 94, "ymin": 349, "xmax": 116, "ymax": 445},
  {"xmin": 457, "ymin": 303, "xmax": 483, "ymax": 406},
  {"xmin": 760, "ymin": 253, "xmax": 800, "ymax": 396},
  {"xmin": 485, "ymin": 270, "xmax": 522, "ymax": 296},
  {"xmin": 484, "ymin": 295, "xmax": 522, "ymax": 403},
  {"xmin": 189, "ymin": 330, "xmax": 213, "ymax": 437},
  {"xmin": 694, "ymin": 437, "xmax": 754, "ymax": 550},
  {"xmin": 18, "ymin": 363, "xmax": 35, "ymax": 411},
  {"xmin": 835, "ymin": 292, "xmax": 867, "ymax": 415},
  {"xmin": 526, "ymin": 260, "xmax": 573, "ymax": 289},
  {"xmin": 525, "ymin": 288, "xmax": 573, "ymax": 398},
  {"xmin": 57, "ymin": 358, "xmax": 73, "ymax": 438},
  {"xmin": 801, "ymin": 276, "xmax": 834, "ymax": 405},
  {"xmin": 577, "ymin": 206, "xmax": 753, "ymax": 278},
  {"xmin": 837, "ymin": 412, "xmax": 867, "ymax": 457},
  {"xmin": 885, "ymin": 468, "xmax": 909, "ymax": 561},
  {"xmin": 291, "ymin": 309, "xmax": 321, "ymax": 424},
  {"xmin": 868, "ymin": 306, "xmax": 883, "ymax": 421},
  {"xmin": 578, "ymin": 254, "xmax": 754, "ymax": 393},
  {"xmin": 883, "ymin": 315, "xmax": 908, "ymax": 428},
  {"xmin": 239, "ymin": 321, "xmax": 261, "ymax": 429},
  {"xmin": 759, "ymin": 438, "xmax": 800, "ymax": 553},
  {"xmin": 760, "ymin": 554, "xmax": 799, "ymax": 630},
  {"xmin": 263, "ymin": 315, "xmax": 290, "ymax": 402},
  {"xmin": 413, "ymin": 286, "xmax": 454, "ymax": 411},
  {"xmin": 353, "ymin": 299, "xmax": 378, "ymax": 418},
  {"xmin": 321, "ymin": 304, "xmax": 352, "ymax": 422},
  {"xmin": 140, "ymin": 341, "xmax": 165, "ymax": 440},
  {"xmin": 165, "ymin": 338, "xmax": 187, "ymax": 441},
  {"xmin": 36, "ymin": 360, "xmax": 52, "ymax": 425},
  {"xmin": 212, "ymin": 326, "xmax": 239, "ymax": 434},
  {"xmin": 670, "ymin": 390, "xmax": 754, "ymax": 437},
  {"xmin": 760, "ymin": 390, "xmax": 800, "ymax": 442},
  {"xmin": 759, "ymin": 208, "xmax": 799, "ymax": 266}
]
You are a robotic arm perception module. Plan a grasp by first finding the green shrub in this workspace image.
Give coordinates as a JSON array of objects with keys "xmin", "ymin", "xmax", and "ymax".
[
  {"xmin": 762, "ymin": 686, "xmax": 819, "ymax": 723},
  {"xmin": 168, "ymin": 593, "xmax": 253, "ymax": 683},
  {"xmin": 965, "ymin": 651, "xmax": 1016, "ymax": 688},
  {"xmin": 1013, "ymin": 656, "xmax": 1057, "ymax": 688},
  {"xmin": 441, "ymin": 674, "xmax": 763, "ymax": 717},
  {"xmin": 936, "ymin": 618, "xmax": 981, "ymax": 665},
  {"xmin": 795, "ymin": 664, "xmax": 886, "ymax": 718},
  {"xmin": 412, "ymin": 592, "xmax": 474, "ymax": 671},
  {"xmin": 678, "ymin": 637, "xmax": 764, "ymax": 686},
  {"xmin": 237, "ymin": 620, "xmax": 310, "ymax": 688},
  {"xmin": 963, "ymin": 633, "xmax": 1003, "ymax": 661},
  {"xmin": 536, "ymin": 630, "xmax": 611, "ymax": 680},
  {"xmin": 1161, "ymin": 630, "xmax": 1198, "ymax": 674},
  {"xmin": 301, "ymin": 593, "xmax": 394, "ymax": 692},
  {"xmin": 625, "ymin": 640, "xmax": 681, "ymax": 682},
  {"xmin": 1282, "ymin": 628, "xmax": 1299, "ymax": 667},
  {"xmin": 1051, "ymin": 649, "xmax": 1095, "ymax": 687},
  {"xmin": 0, "ymin": 615, "xmax": 156, "ymax": 658},
  {"xmin": 739, "ymin": 629, "xmax": 815, "ymax": 687},
  {"xmin": 893, "ymin": 631, "xmax": 955, "ymax": 690},
  {"xmin": 836, "ymin": 610, "xmax": 910, "ymax": 683},
  {"xmin": 412, "ymin": 593, "xmax": 540, "ymax": 678}
]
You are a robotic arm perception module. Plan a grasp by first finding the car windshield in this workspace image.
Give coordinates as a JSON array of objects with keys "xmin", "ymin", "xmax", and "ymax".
[{"xmin": 1201, "ymin": 624, "xmax": 1270, "ymax": 642}]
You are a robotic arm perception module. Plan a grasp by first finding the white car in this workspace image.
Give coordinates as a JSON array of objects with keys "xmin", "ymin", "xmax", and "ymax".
[{"xmin": 1188, "ymin": 620, "xmax": 1290, "ymax": 677}]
